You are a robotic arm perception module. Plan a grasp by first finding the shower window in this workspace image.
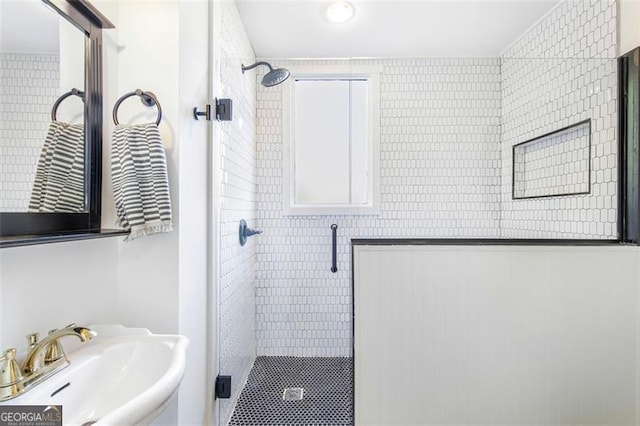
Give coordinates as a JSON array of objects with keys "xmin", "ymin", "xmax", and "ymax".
[{"xmin": 282, "ymin": 65, "xmax": 380, "ymax": 215}]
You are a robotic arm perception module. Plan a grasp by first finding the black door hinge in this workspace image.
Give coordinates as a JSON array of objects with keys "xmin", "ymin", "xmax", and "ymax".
[
  {"xmin": 215, "ymin": 98, "xmax": 233, "ymax": 121},
  {"xmin": 215, "ymin": 375, "xmax": 231, "ymax": 399}
]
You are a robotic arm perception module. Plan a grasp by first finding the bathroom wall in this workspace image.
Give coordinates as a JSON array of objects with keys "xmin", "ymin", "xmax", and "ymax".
[
  {"xmin": 354, "ymin": 244, "xmax": 638, "ymax": 425},
  {"xmin": 0, "ymin": 0, "xmax": 121, "ymax": 355},
  {"xmin": 500, "ymin": 0, "xmax": 618, "ymax": 239},
  {"xmin": 0, "ymin": 238, "xmax": 119, "ymax": 350},
  {"xmin": 255, "ymin": 58, "xmax": 503, "ymax": 356},
  {"xmin": 0, "ymin": 1, "xmax": 211, "ymax": 425},
  {"xmin": 619, "ymin": 0, "xmax": 640, "ymax": 54},
  {"xmin": 254, "ymin": 0, "xmax": 621, "ymax": 356},
  {"xmin": 216, "ymin": 1, "xmax": 259, "ymax": 423},
  {"xmin": 176, "ymin": 1, "xmax": 210, "ymax": 424},
  {"xmin": 108, "ymin": 1, "xmax": 210, "ymax": 424},
  {"xmin": 0, "ymin": 53, "xmax": 59, "ymax": 211},
  {"xmin": 111, "ymin": 0, "xmax": 180, "ymax": 334}
]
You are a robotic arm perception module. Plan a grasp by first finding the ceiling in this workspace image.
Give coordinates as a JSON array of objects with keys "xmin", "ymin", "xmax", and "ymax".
[
  {"xmin": 236, "ymin": 0, "xmax": 564, "ymax": 58},
  {"xmin": 1, "ymin": 1, "xmax": 60, "ymax": 53}
]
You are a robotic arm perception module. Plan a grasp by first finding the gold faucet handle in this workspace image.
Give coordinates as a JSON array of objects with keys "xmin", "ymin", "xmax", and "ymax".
[
  {"xmin": 0, "ymin": 348, "xmax": 23, "ymax": 386},
  {"xmin": 26, "ymin": 333, "xmax": 39, "ymax": 350},
  {"xmin": 0, "ymin": 348, "xmax": 24, "ymax": 400},
  {"xmin": 44, "ymin": 329, "xmax": 65, "ymax": 363}
]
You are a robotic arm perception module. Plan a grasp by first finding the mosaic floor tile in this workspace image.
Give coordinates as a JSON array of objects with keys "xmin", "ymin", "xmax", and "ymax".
[{"xmin": 229, "ymin": 356, "xmax": 353, "ymax": 426}]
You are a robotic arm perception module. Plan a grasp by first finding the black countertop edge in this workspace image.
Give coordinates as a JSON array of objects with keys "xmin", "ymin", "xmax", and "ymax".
[
  {"xmin": 351, "ymin": 238, "xmax": 630, "ymax": 246},
  {"xmin": 1, "ymin": 228, "xmax": 130, "ymax": 248}
]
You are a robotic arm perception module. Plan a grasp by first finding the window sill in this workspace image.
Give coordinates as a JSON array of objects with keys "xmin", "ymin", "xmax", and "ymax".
[{"xmin": 282, "ymin": 205, "xmax": 380, "ymax": 216}]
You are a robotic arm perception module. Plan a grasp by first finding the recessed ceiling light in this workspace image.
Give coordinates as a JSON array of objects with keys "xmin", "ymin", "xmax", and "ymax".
[{"xmin": 326, "ymin": 2, "xmax": 355, "ymax": 24}]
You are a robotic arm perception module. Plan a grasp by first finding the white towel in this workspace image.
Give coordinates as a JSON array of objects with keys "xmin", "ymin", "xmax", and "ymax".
[
  {"xmin": 111, "ymin": 123, "xmax": 172, "ymax": 240},
  {"xmin": 29, "ymin": 121, "xmax": 85, "ymax": 213}
]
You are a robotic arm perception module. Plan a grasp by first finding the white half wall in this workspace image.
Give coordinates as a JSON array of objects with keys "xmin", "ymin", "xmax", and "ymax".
[{"xmin": 354, "ymin": 244, "xmax": 639, "ymax": 425}]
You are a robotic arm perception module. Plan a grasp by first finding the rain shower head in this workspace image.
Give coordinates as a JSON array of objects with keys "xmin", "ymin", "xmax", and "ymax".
[{"xmin": 241, "ymin": 61, "xmax": 290, "ymax": 87}]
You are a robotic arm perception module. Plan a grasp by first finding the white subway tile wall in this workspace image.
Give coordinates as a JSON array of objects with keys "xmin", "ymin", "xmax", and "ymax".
[
  {"xmin": 501, "ymin": 0, "xmax": 618, "ymax": 238},
  {"xmin": 217, "ymin": 1, "xmax": 258, "ymax": 424},
  {"xmin": 256, "ymin": 58, "xmax": 503, "ymax": 357},
  {"xmin": 254, "ymin": 0, "xmax": 617, "ymax": 357},
  {"xmin": 0, "ymin": 53, "xmax": 59, "ymax": 211}
]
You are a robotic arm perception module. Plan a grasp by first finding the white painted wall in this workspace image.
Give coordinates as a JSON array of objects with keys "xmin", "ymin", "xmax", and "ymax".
[
  {"xmin": 112, "ymin": 0, "xmax": 180, "ymax": 334},
  {"xmin": 354, "ymin": 244, "xmax": 639, "ymax": 425},
  {"xmin": 109, "ymin": 1, "xmax": 211, "ymax": 424},
  {"xmin": 58, "ymin": 19, "xmax": 85, "ymax": 121},
  {"xmin": 0, "ymin": 1, "xmax": 210, "ymax": 424},
  {"xmin": 0, "ymin": 239, "xmax": 119, "ymax": 352},
  {"xmin": 108, "ymin": 3, "xmax": 181, "ymax": 423},
  {"xmin": 619, "ymin": 0, "xmax": 640, "ymax": 54},
  {"xmin": 177, "ymin": 0, "xmax": 210, "ymax": 424}
]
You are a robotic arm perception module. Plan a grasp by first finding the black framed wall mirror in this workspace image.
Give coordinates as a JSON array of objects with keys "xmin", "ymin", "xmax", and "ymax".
[{"xmin": 0, "ymin": 0, "xmax": 115, "ymax": 245}]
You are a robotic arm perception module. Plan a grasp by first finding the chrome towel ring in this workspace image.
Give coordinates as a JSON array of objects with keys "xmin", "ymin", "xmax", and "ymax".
[
  {"xmin": 51, "ymin": 88, "xmax": 85, "ymax": 121},
  {"xmin": 113, "ymin": 89, "xmax": 162, "ymax": 126}
]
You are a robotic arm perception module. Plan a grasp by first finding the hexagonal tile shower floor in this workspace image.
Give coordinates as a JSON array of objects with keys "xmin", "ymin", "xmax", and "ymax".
[{"xmin": 228, "ymin": 356, "xmax": 353, "ymax": 426}]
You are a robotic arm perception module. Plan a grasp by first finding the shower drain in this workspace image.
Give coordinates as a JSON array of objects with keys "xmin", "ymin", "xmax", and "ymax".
[{"xmin": 282, "ymin": 387, "xmax": 304, "ymax": 401}]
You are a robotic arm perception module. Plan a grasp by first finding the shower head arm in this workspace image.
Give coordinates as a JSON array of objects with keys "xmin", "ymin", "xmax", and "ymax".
[{"xmin": 241, "ymin": 61, "xmax": 274, "ymax": 73}]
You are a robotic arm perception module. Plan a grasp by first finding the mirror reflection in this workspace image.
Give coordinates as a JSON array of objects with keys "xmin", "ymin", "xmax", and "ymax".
[{"xmin": 0, "ymin": 0, "xmax": 86, "ymax": 213}]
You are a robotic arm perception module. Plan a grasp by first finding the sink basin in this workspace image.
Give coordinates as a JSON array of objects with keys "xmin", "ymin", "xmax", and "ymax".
[{"xmin": 0, "ymin": 325, "xmax": 188, "ymax": 425}]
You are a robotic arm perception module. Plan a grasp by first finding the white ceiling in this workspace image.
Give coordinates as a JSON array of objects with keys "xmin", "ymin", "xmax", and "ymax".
[
  {"xmin": 236, "ymin": 0, "xmax": 564, "ymax": 58},
  {"xmin": 0, "ymin": 0, "xmax": 59, "ymax": 53}
]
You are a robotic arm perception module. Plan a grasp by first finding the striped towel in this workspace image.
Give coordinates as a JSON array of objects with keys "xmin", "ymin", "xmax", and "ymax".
[
  {"xmin": 29, "ymin": 121, "xmax": 85, "ymax": 213},
  {"xmin": 111, "ymin": 123, "xmax": 172, "ymax": 240}
]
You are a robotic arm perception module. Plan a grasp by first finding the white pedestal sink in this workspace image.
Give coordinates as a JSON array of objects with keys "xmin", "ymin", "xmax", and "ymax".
[{"xmin": 0, "ymin": 325, "xmax": 188, "ymax": 425}]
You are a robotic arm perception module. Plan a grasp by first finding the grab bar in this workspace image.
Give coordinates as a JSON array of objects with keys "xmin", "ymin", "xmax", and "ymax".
[{"xmin": 331, "ymin": 224, "xmax": 338, "ymax": 273}]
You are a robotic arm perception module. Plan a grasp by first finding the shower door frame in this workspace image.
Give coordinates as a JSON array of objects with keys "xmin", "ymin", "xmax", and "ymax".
[{"xmin": 207, "ymin": 0, "xmax": 222, "ymax": 424}]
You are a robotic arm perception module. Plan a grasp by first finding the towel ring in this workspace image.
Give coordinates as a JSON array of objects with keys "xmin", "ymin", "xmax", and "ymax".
[
  {"xmin": 51, "ymin": 88, "xmax": 85, "ymax": 121},
  {"xmin": 113, "ymin": 89, "xmax": 162, "ymax": 126}
]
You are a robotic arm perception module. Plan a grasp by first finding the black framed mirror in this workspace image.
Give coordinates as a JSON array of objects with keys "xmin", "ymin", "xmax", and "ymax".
[{"xmin": 0, "ymin": 0, "xmax": 115, "ymax": 245}]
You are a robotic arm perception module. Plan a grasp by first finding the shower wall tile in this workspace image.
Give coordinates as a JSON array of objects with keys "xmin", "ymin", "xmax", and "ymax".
[
  {"xmin": 500, "ymin": 0, "xmax": 618, "ymax": 239},
  {"xmin": 0, "ymin": 53, "xmax": 59, "ymax": 211},
  {"xmin": 255, "ymin": 58, "xmax": 503, "ymax": 357},
  {"xmin": 217, "ymin": 2, "xmax": 258, "ymax": 424}
]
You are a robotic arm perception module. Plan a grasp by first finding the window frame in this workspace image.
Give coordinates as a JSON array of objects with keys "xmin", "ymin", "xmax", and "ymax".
[{"xmin": 282, "ymin": 64, "xmax": 381, "ymax": 216}]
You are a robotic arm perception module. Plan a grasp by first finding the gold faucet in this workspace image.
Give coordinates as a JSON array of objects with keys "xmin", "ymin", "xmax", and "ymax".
[
  {"xmin": 23, "ymin": 325, "xmax": 96, "ymax": 374},
  {"xmin": 0, "ymin": 324, "xmax": 96, "ymax": 401}
]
